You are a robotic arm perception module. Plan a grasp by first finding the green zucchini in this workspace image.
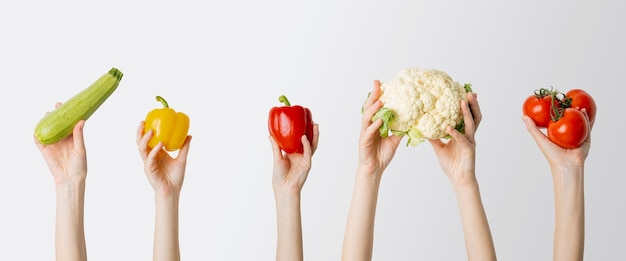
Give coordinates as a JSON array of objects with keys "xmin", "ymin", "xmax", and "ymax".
[{"xmin": 34, "ymin": 67, "xmax": 123, "ymax": 145}]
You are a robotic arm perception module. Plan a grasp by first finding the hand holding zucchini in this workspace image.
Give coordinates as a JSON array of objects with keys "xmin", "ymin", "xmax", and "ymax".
[{"xmin": 34, "ymin": 68, "xmax": 123, "ymax": 145}]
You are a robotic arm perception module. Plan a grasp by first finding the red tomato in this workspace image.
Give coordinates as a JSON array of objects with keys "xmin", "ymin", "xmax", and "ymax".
[
  {"xmin": 547, "ymin": 108, "xmax": 589, "ymax": 149},
  {"xmin": 523, "ymin": 95, "xmax": 558, "ymax": 128},
  {"xmin": 565, "ymin": 89, "xmax": 596, "ymax": 125}
]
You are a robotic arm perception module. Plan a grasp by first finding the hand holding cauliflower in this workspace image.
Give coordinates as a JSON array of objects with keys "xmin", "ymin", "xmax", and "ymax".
[{"xmin": 372, "ymin": 68, "xmax": 472, "ymax": 146}]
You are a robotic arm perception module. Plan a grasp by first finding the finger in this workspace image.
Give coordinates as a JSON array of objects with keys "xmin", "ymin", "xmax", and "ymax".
[
  {"xmin": 146, "ymin": 141, "xmax": 163, "ymax": 161},
  {"xmin": 72, "ymin": 120, "xmax": 87, "ymax": 153},
  {"xmin": 138, "ymin": 129, "xmax": 154, "ymax": 161},
  {"xmin": 136, "ymin": 121, "xmax": 146, "ymax": 145},
  {"xmin": 460, "ymin": 99, "xmax": 476, "ymax": 138},
  {"xmin": 34, "ymin": 135, "xmax": 45, "ymax": 151},
  {"xmin": 269, "ymin": 135, "xmax": 284, "ymax": 162},
  {"xmin": 388, "ymin": 133, "xmax": 404, "ymax": 147},
  {"xmin": 522, "ymin": 115, "xmax": 551, "ymax": 147},
  {"xmin": 41, "ymin": 102, "xmax": 62, "ymax": 117},
  {"xmin": 427, "ymin": 137, "xmax": 446, "ymax": 152},
  {"xmin": 301, "ymin": 134, "xmax": 313, "ymax": 160},
  {"xmin": 145, "ymin": 141, "xmax": 163, "ymax": 169},
  {"xmin": 467, "ymin": 92, "xmax": 482, "ymax": 128},
  {"xmin": 365, "ymin": 118, "xmax": 383, "ymax": 137},
  {"xmin": 362, "ymin": 100, "xmax": 383, "ymax": 129},
  {"xmin": 362, "ymin": 80, "xmax": 382, "ymax": 112},
  {"xmin": 445, "ymin": 125, "xmax": 467, "ymax": 144},
  {"xmin": 311, "ymin": 123, "xmax": 320, "ymax": 153},
  {"xmin": 176, "ymin": 135, "xmax": 192, "ymax": 162},
  {"xmin": 580, "ymin": 108, "xmax": 592, "ymax": 143}
]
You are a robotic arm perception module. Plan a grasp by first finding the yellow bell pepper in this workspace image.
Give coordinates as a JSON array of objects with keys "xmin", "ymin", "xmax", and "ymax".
[{"xmin": 144, "ymin": 95, "xmax": 190, "ymax": 151}]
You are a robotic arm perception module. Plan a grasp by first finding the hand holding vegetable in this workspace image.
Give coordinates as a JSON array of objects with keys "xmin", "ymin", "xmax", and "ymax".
[
  {"xmin": 358, "ymin": 80, "xmax": 404, "ymax": 177},
  {"xmin": 137, "ymin": 120, "xmax": 191, "ymax": 198},
  {"xmin": 523, "ymin": 113, "xmax": 591, "ymax": 169},
  {"xmin": 370, "ymin": 68, "xmax": 472, "ymax": 146},
  {"xmin": 268, "ymin": 95, "xmax": 314, "ymax": 154},
  {"xmin": 35, "ymin": 103, "xmax": 88, "ymax": 185},
  {"xmin": 144, "ymin": 96, "xmax": 190, "ymax": 152},
  {"xmin": 522, "ymin": 87, "xmax": 596, "ymax": 148},
  {"xmin": 34, "ymin": 67, "xmax": 123, "ymax": 145},
  {"xmin": 270, "ymin": 123, "xmax": 319, "ymax": 197},
  {"xmin": 428, "ymin": 92, "xmax": 482, "ymax": 187}
]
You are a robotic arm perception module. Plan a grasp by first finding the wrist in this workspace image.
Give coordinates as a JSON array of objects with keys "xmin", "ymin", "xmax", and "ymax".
[
  {"xmin": 274, "ymin": 190, "xmax": 302, "ymax": 202},
  {"xmin": 453, "ymin": 181, "xmax": 480, "ymax": 194},
  {"xmin": 355, "ymin": 165, "xmax": 384, "ymax": 183},
  {"xmin": 448, "ymin": 171, "xmax": 478, "ymax": 190},
  {"xmin": 274, "ymin": 194, "xmax": 301, "ymax": 213},
  {"xmin": 55, "ymin": 180, "xmax": 86, "ymax": 195},
  {"xmin": 550, "ymin": 164, "xmax": 585, "ymax": 179},
  {"xmin": 155, "ymin": 192, "xmax": 180, "ymax": 204}
]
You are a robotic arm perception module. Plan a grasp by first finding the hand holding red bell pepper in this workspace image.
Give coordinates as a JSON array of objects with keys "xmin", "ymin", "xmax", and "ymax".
[
  {"xmin": 268, "ymin": 95, "xmax": 314, "ymax": 154},
  {"xmin": 144, "ymin": 96, "xmax": 190, "ymax": 151}
]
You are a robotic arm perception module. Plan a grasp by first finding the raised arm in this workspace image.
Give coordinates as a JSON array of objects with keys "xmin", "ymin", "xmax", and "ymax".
[
  {"xmin": 523, "ymin": 111, "xmax": 590, "ymax": 261},
  {"xmin": 35, "ymin": 102, "xmax": 88, "ymax": 261},
  {"xmin": 270, "ymin": 123, "xmax": 319, "ymax": 261},
  {"xmin": 137, "ymin": 121, "xmax": 192, "ymax": 261},
  {"xmin": 428, "ymin": 93, "xmax": 496, "ymax": 261},
  {"xmin": 341, "ymin": 80, "xmax": 403, "ymax": 261}
]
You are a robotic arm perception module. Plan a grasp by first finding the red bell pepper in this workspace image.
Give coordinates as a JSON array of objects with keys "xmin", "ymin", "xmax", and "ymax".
[{"xmin": 268, "ymin": 95, "xmax": 314, "ymax": 154}]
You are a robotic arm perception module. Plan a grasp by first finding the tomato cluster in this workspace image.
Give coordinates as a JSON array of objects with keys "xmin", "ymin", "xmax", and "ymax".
[{"xmin": 522, "ymin": 87, "xmax": 596, "ymax": 149}]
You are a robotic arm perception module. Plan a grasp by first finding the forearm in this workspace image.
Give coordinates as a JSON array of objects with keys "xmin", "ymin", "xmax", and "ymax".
[
  {"xmin": 551, "ymin": 166, "xmax": 585, "ymax": 261},
  {"xmin": 154, "ymin": 195, "xmax": 180, "ymax": 261},
  {"xmin": 274, "ymin": 194, "xmax": 303, "ymax": 261},
  {"xmin": 55, "ymin": 182, "xmax": 87, "ymax": 261},
  {"xmin": 341, "ymin": 169, "xmax": 382, "ymax": 261},
  {"xmin": 453, "ymin": 181, "xmax": 496, "ymax": 261}
]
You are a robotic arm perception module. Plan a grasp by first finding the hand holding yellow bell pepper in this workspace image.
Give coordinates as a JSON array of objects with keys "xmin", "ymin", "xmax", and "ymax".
[{"xmin": 144, "ymin": 96, "xmax": 190, "ymax": 151}]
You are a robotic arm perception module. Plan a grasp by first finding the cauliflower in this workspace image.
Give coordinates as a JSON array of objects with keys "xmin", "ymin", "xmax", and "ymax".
[{"xmin": 373, "ymin": 68, "xmax": 472, "ymax": 146}]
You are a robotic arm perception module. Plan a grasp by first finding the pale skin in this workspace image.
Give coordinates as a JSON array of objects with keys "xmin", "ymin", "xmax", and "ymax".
[
  {"xmin": 270, "ymin": 123, "xmax": 319, "ymax": 261},
  {"xmin": 341, "ymin": 80, "xmax": 496, "ymax": 261},
  {"xmin": 523, "ymin": 111, "xmax": 591, "ymax": 261},
  {"xmin": 136, "ymin": 121, "xmax": 192, "ymax": 261},
  {"xmin": 35, "ymin": 103, "xmax": 87, "ymax": 261}
]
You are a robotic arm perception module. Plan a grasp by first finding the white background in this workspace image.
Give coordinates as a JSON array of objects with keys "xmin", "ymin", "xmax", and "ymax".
[{"xmin": 1, "ymin": 0, "xmax": 625, "ymax": 260}]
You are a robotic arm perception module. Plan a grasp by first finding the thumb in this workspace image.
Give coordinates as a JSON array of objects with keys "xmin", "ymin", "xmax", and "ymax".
[{"xmin": 522, "ymin": 115, "xmax": 550, "ymax": 146}]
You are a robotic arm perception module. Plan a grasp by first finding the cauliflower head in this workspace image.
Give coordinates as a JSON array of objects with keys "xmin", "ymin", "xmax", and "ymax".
[{"xmin": 374, "ymin": 68, "xmax": 472, "ymax": 146}]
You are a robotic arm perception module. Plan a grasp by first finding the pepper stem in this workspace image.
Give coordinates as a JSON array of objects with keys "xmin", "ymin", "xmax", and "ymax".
[
  {"xmin": 278, "ymin": 95, "xmax": 291, "ymax": 106},
  {"xmin": 156, "ymin": 95, "xmax": 169, "ymax": 108}
]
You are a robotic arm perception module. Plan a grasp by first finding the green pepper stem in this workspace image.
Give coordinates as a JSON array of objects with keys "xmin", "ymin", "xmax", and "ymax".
[
  {"xmin": 156, "ymin": 95, "xmax": 169, "ymax": 108},
  {"xmin": 278, "ymin": 95, "xmax": 291, "ymax": 106}
]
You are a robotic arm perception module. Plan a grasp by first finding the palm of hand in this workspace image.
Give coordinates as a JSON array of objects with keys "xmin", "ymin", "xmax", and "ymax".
[
  {"xmin": 541, "ymin": 137, "xmax": 590, "ymax": 170},
  {"xmin": 273, "ymin": 152, "xmax": 310, "ymax": 196},
  {"xmin": 430, "ymin": 137, "xmax": 476, "ymax": 186},
  {"xmin": 358, "ymin": 133, "xmax": 402, "ymax": 176},
  {"xmin": 36, "ymin": 134, "xmax": 87, "ymax": 185},
  {"xmin": 145, "ymin": 150, "xmax": 186, "ymax": 197}
]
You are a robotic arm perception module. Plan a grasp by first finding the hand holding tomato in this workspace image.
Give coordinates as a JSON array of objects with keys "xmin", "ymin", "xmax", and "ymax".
[
  {"xmin": 522, "ymin": 87, "xmax": 596, "ymax": 149},
  {"xmin": 523, "ymin": 114, "xmax": 591, "ymax": 168},
  {"xmin": 268, "ymin": 95, "xmax": 314, "ymax": 154}
]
